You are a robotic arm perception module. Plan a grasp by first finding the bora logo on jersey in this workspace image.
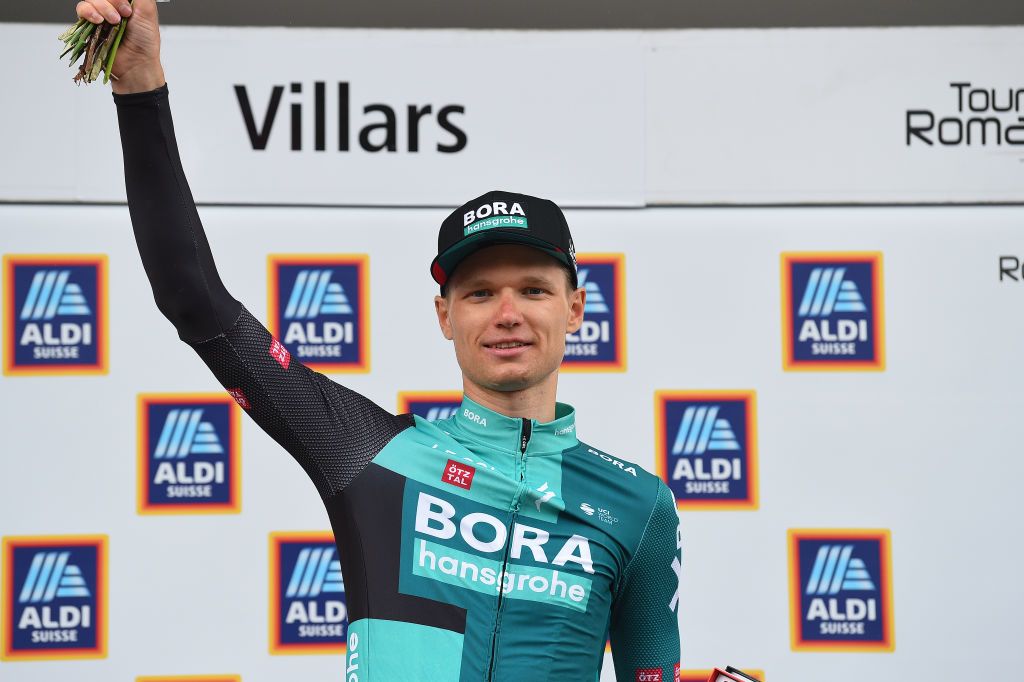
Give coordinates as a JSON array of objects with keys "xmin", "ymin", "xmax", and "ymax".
[
  {"xmin": 788, "ymin": 529, "xmax": 894, "ymax": 652},
  {"xmin": 268, "ymin": 255, "xmax": 369, "ymax": 372},
  {"xmin": 137, "ymin": 394, "xmax": 241, "ymax": 514},
  {"xmin": 654, "ymin": 391, "xmax": 758, "ymax": 510},
  {"xmin": 269, "ymin": 532, "xmax": 348, "ymax": 655},
  {"xmin": 1, "ymin": 535, "xmax": 107, "ymax": 661},
  {"xmin": 397, "ymin": 391, "xmax": 463, "ymax": 421},
  {"xmin": 3, "ymin": 255, "xmax": 108, "ymax": 376},
  {"xmin": 781, "ymin": 252, "xmax": 885, "ymax": 371},
  {"xmin": 563, "ymin": 254, "xmax": 626, "ymax": 372}
]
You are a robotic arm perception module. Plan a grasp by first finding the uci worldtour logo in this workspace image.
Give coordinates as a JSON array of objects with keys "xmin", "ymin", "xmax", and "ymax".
[
  {"xmin": 397, "ymin": 391, "xmax": 463, "ymax": 421},
  {"xmin": 788, "ymin": 529, "xmax": 894, "ymax": 652},
  {"xmin": 2, "ymin": 535, "xmax": 107, "ymax": 661},
  {"xmin": 3, "ymin": 255, "xmax": 107, "ymax": 376},
  {"xmin": 563, "ymin": 254, "xmax": 626, "ymax": 372},
  {"xmin": 269, "ymin": 533, "xmax": 348, "ymax": 655},
  {"xmin": 137, "ymin": 395, "xmax": 241, "ymax": 514},
  {"xmin": 269, "ymin": 255, "xmax": 369, "ymax": 372},
  {"xmin": 655, "ymin": 391, "xmax": 758, "ymax": 510},
  {"xmin": 781, "ymin": 253, "xmax": 885, "ymax": 371}
]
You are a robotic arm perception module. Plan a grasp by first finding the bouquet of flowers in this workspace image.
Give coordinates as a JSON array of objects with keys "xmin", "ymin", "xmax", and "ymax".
[{"xmin": 57, "ymin": 0, "xmax": 133, "ymax": 84}]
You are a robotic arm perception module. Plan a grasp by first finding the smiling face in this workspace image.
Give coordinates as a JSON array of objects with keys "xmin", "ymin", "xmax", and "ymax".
[{"xmin": 434, "ymin": 244, "xmax": 585, "ymax": 396}]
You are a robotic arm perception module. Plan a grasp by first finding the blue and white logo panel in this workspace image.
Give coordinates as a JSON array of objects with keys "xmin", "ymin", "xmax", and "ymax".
[
  {"xmin": 270, "ymin": 257, "xmax": 369, "ymax": 372},
  {"xmin": 563, "ymin": 255, "xmax": 625, "ymax": 371},
  {"xmin": 2, "ymin": 536, "xmax": 107, "ymax": 660},
  {"xmin": 4, "ymin": 257, "xmax": 107, "ymax": 375},
  {"xmin": 783, "ymin": 254, "xmax": 884, "ymax": 370},
  {"xmin": 139, "ymin": 396, "xmax": 240, "ymax": 514},
  {"xmin": 398, "ymin": 392, "xmax": 463, "ymax": 422},
  {"xmin": 656, "ymin": 391, "xmax": 758, "ymax": 510},
  {"xmin": 790, "ymin": 530, "xmax": 894, "ymax": 651},
  {"xmin": 271, "ymin": 534, "xmax": 347, "ymax": 654}
]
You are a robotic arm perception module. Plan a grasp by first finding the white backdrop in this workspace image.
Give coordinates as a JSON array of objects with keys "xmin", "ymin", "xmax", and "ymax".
[{"xmin": 2, "ymin": 203, "xmax": 1023, "ymax": 680}]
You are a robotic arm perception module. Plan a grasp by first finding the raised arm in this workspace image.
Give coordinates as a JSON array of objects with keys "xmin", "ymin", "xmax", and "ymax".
[
  {"xmin": 609, "ymin": 481, "xmax": 683, "ymax": 680},
  {"xmin": 83, "ymin": 0, "xmax": 411, "ymax": 499}
]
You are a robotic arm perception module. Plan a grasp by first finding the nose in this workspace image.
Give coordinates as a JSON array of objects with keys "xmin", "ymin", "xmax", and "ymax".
[{"xmin": 494, "ymin": 289, "xmax": 523, "ymax": 328}]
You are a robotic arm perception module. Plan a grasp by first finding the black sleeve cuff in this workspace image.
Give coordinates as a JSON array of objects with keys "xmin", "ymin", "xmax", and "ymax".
[{"xmin": 112, "ymin": 81, "xmax": 169, "ymax": 106}]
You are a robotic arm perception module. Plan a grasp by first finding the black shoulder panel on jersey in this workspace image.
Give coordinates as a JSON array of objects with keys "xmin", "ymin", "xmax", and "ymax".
[{"xmin": 191, "ymin": 306, "xmax": 414, "ymax": 498}]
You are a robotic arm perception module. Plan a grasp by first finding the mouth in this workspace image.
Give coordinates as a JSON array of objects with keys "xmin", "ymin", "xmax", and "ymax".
[{"xmin": 483, "ymin": 340, "xmax": 533, "ymax": 356}]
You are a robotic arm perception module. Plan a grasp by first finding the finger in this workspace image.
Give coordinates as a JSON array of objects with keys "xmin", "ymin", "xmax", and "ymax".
[
  {"xmin": 75, "ymin": 1, "xmax": 105, "ymax": 24},
  {"xmin": 82, "ymin": 0, "xmax": 127, "ymax": 25}
]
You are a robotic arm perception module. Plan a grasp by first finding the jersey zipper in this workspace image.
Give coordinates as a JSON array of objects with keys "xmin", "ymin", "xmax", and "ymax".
[{"xmin": 485, "ymin": 417, "xmax": 532, "ymax": 681}]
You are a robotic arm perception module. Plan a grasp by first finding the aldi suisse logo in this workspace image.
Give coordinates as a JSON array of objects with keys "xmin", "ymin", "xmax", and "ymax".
[
  {"xmin": 268, "ymin": 255, "xmax": 369, "ymax": 372},
  {"xmin": 788, "ymin": 529, "xmax": 894, "ymax": 652},
  {"xmin": 563, "ymin": 254, "xmax": 626, "ymax": 371},
  {"xmin": 269, "ymin": 532, "xmax": 347, "ymax": 655},
  {"xmin": 3, "ymin": 255, "xmax": 107, "ymax": 376},
  {"xmin": 781, "ymin": 253, "xmax": 884, "ymax": 371},
  {"xmin": 655, "ymin": 391, "xmax": 758, "ymax": 510},
  {"xmin": 137, "ymin": 394, "xmax": 241, "ymax": 514},
  {"xmin": 397, "ymin": 391, "xmax": 463, "ymax": 421},
  {"xmin": 2, "ymin": 535, "xmax": 107, "ymax": 661}
]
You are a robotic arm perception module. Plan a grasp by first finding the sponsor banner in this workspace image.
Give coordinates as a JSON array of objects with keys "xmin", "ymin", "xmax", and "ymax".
[
  {"xmin": 781, "ymin": 253, "xmax": 885, "ymax": 371},
  {"xmin": 137, "ymin": 394, "xmax": 242, "ymax": 515},
  {"xmin": 397, "ymin": 391, "xmax": 463, "ymax": 421},
  {"xmin": 562, "ymin": 254, "xmax": 626, "ymax": 372},
  {"xmin": 269, "ymin": 532, "xmax": 347, "ymax": 655},
  {"xmin": 137, "ymin": 677, "xmax": 241, "ymax": 682},
  {"xmin": 788, "ymin": 529, "xmax": 894, "ymax": 652},
  {"xmin": 655, "ymin": 391, "xmax": 758, "ymax": 510},
  {"xmin": 0, "ymin": 25, "xmax": 643, "ymax": 206},
  {"xmin": 646, "ymin": 27, "xmax": 1024, "ymax": 203},
  {"xmin": 268, "ymin": 255, "xmax": 369, "ymax": 373},
  {"xmin": 679, "ymin": 671, "xmax": 764, "ymax": 682},
  {"xmin": 3, "ymin": 255, "xmax": 107, "ymax": 376},
  {"xmin": 2, "ymin": 535, "xmax": 107, "ymax": 661}
]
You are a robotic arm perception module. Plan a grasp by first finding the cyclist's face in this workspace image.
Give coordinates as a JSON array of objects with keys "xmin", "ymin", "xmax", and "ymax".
[{"xmin": 435, "ymin": 245, "xmax": 584, "ymax": 394}]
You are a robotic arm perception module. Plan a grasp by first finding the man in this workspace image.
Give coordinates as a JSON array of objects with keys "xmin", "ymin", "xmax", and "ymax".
[{"xmin": 83, "ymin": 0, "xmax": 681, "ymax": 679}]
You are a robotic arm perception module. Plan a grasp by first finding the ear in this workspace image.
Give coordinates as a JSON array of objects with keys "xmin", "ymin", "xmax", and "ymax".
[
  {"xmin": 566, "ymin": 286, "xmax": 585, "ymax": 334},
  {"xmin": 434, "ymin": 295, "xmax": 454, "ymax": 340}
]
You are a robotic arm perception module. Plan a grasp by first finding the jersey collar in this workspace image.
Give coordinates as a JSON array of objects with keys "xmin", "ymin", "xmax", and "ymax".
[{"xmin": 452, "ymin": 395, "xmax": 578, "ymax": 455}]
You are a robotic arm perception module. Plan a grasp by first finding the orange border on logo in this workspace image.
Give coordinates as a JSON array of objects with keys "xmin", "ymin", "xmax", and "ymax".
[
  {"xmin": 2, "ymin": 254, "xmax": 109, "ymax": 377},
  {"xmin": 780, "ymin": 252, "xmax": 885, "ymax": 372},
  {"xmin": 654, "ymin": 390, "xmax": 759, "ymax": 511},
  {"xmin": 267, "ymin": 255, "xmax": 370, "ymax": 373},
  {"xmin": 268, "ymin": 531, "xmax": 346, "ymax": 656},
  {"xmin": 1, "ymin": 534, "xmax": 108, "ymax": 661},
  {"xmin": 136, "ymin": 394, "xmax": 242, "ymax": 515},
  {"xmin": 680, "ymin": 669, "xmax": 765, "ymax": 682},
  {"xmin": 561, "ymin": 253, "xmax": 627, "ymax": 373},
  {"xmin": 137, "ymin": 677, "xmax": 241, "ymax": 682},
  {"xmin": 787, "ymin": 528, "xmax": 895, "ymax": 653},
  {"xmin": 396, "ymin": 391, "xmax": 463, "ymax": 415}
]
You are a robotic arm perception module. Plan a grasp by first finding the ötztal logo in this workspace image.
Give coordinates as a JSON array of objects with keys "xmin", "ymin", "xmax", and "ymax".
[
  {"xmin": 268, "ymin": 255, "xmax": 369, "ymax": 372},
  {"xmin": 563, "ymin": 254, "xmax": 626, "ymax": 372},
  {"xmin": 788, "ymin": 529, "xmax": 894, "ymax": 652},
  {"xmin": 2, "ymin": 535, "xmax": 107, "ymax": 661},
  {"xmin": 907, "ymin": 82, "xmax": 1024, "ymax": 148},
  {"xmin": 781, "ymin": 253, "xmax": 885, "ymax": 371},
  {"xmin": 655, "ymin": 391, "xmax": 758, "ymax": 510},
  {"xmin": 137, "ymin": 394, "xmax": 241, "ymax": 515},
  {"xmin": 397, "ymin": 391, "xmax": 463, "ymax": 422},
  {"xmin": 3, "ymin": 255, "xmax": 108, "ymax": 376},
  {"xmin": 269, "ymin": 532, "xmax": 347, "ymax": 655}
]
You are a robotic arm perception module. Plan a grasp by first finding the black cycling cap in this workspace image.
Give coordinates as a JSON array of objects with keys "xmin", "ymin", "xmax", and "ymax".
[{"xmin": 430, "ymin": 190, "xmax": 578, "ymax": 291}]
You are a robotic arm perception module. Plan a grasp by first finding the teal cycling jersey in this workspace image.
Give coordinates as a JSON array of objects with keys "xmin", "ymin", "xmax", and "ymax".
[{"xmin": 114, "ymin": 83, "xmax": 682, "ymax": 681}]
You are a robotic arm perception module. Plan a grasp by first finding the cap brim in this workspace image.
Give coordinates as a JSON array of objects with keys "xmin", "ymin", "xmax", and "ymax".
[{"xmin": 431, "ymin": 229, "xmax": 572, "ymax": 286}]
